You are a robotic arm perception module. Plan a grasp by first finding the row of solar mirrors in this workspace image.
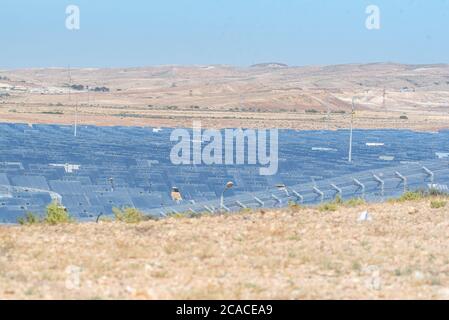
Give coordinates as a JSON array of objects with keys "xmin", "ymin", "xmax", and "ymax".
[{"xmin": 0, "ymin": 123, "xmax": 448, "ymax": 222}]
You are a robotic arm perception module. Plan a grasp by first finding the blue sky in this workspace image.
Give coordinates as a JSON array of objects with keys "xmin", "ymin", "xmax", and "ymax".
[{"xmin": 1, "ymin": 0, "xmax": 448, "ymax": 68}]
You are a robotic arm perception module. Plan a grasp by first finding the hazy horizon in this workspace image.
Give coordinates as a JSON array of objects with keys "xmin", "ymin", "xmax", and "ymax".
[{"xmin": 2, "ymin": 61, "xmax": 449, "ymax": 72}]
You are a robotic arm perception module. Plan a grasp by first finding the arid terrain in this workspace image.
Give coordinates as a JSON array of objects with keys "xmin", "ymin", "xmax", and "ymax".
[
  {"xmin": 1, "ymin": 63, "xmax": 449, "ymax": 130},
  {"xmin": 1, "ymin": 63, "xmax": 448, "ymax": 300},
  {"xmin": 1, "ymin": 197, "xmax": 449, "ymax": 300}
]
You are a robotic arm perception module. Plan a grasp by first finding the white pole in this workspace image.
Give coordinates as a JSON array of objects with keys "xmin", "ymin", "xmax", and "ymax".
[
  {"xmin": 220, "ymin": 191, "xmax": 225, "ymax": 209},
  {"xmin": 68, "ymin": 66, "xmax": 78, "ymax": 137},
  {"xmin": 220, "ymin": 182, "xmax": 234, "ymax": 210},
  {"xmin": 68, "ymin": 66, "xmax": 71, "ymax": 102},
  {"xmin": 348, "ymin": 97, "xmax": 355, "ymax": 163},
  {"xmin": 74, "ymin": 102, "xmax": 78, "ymax": 137}
]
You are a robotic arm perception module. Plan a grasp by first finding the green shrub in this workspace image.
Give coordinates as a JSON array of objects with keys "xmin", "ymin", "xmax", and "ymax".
[
  {"xmin": 430, "ymin": 200, "xmax": 447, "ymax": 209},
  {"xmin": 318, "ymin": 202, "xmax": 338, "ymax": 212},
  {"xmin": 397, "ymin": 191, "xmax": 425, "ymax": 202},
  {"xmin": 334, "ymin": 195, "xmax": 344, "ymax": 205},
  {"xmin": 315, "ymin": 195, "xmax": 367, "ymax": 212},
  {"xmin": 113, "ymin": 207, "xmax": 145, "ymax": 223},
  {"xmin": 17, "ymin": 212, "xmax": 40, "ymax": 225},
  {"xmin": 166, "ymin": 212, "xmax": 188, "ymax": 219},
  {"xmin": 318, "ymin": 195, "xmax": 346, "ymax": 212},
  {"xmin": 428, "ymin": 188, "xmax": 447, "ymax": 197},
  {"xmin": 345, "ymin": 197, "xmax": 366, "ymax": 207},
  {"xmin": 44, "ymin": 202, "xmax": 72, "ymax": 225}
]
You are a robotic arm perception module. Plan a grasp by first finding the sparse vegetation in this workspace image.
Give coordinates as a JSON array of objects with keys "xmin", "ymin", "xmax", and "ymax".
[
  {"xmin": 40, "ymin": 111, "xmax": 64, "ymax": 115},
  {"xmin": 5, "ymin": 195, "xmax": 449, "ymax": 299},
  {"xmin": 318, "ymin": 202, "xmax": 338, "ymax": 212},
  {"xmin": 345, "ymin": 197, "xmax": 366, "ymax": 207},
  {"xmin": 389, "ymin": 189, "xmax": 449, "ymax": 204},
  {"xmin": 166, "ymin": 210, "xmax": 212, "ymax": 219},
  {"xmin": 166, "ymin": 212, "xmax": 188, "ymax": 219},
  {"xmin": 333, "ymin": 195, "xmax": 344, "ymax": 205},
  {"xmin": 18, "ymin": 202, "xmax": 72, "ymax": 225},
  {"xmin": 331, "ymin": 110, "xmax": 346, "ymax": 114},
  {"xmin": 430, "ymin": 200, "xmax": 446, "ymax": 209},
  {"xmin": 318, "ymin": 196, "xmax": 366, "ymax": 212},
  {"xmin": 44, "ymin": 202, "xmax": 72, "ymax": 225},
  {"xmin": 288, "ymin": 201, "xmax": 302, "ymax": 210},
  {"xmin": 70, "ymin": 84, "xmax": 84, "ymax": 91},
  {"xmin": 113, "ymin": 207, "xmax": 145, "ymax": 223},
  {"xmin": 91, "ymin": 86, "xmax": 110, "ymax": 92},
  {"xmin": 17, "ymin": 212, "xmax": 40, "ymax": 225},
  {"xmin": 396, "ymin": 190, "xmax": 426, "ymax": 202},
  {"xmin": 428, "ymin": 188, "xmax": 447, "ymax": 197},
  {"xmin": 352, "ymin": 261, "xmax": 362, "ymax": 272}
]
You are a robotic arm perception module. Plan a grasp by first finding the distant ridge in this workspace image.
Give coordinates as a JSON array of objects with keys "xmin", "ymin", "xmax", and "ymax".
[{"xmin": 250, "ymin": 62, "xmax": 288, "ymax": 68}]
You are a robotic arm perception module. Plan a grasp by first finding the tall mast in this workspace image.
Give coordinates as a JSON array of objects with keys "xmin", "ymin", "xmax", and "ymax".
[
  {"xmin": 348, "ymin": 97, "xmax": 355, "ymax": 163},
  {"xmin": 68, "ymin": 65, "xmax": 78, "ymax": 137}
]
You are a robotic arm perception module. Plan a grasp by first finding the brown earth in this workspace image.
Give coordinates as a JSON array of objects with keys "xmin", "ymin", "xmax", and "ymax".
[
  {"xmin": 1, "ymin": 63, "xmax": 449, "ymax": 300},
  {"xmin": 1, "ymin": 63, "xmax": 449, "ymax": 130},
  {"xmin": 1, "ymin": 198, "xmax": 449, "ymax": 300}
]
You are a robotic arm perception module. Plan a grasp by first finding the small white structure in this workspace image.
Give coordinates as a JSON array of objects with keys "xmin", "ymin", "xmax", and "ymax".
[
  {"xmin": 366, "ymin": 143, "xmax": 384, "ymax": 147},
  {"xmin": 312, "ymin": 147, "xmax": 338, "ymax": 152},
  {"xmin": 50, "ymin": 163, "xmax": 80, "ymax": 173},
  {"xmin": 379, "ymin": 155, "xmax": 395, "ymax": 161},
  {"xmin": 358, "ymin": 210, "xmax": 372, "ymax": 222},
  {"xmin": 436, "ymin": 152, "xmax": 449, "ymax": 159}
]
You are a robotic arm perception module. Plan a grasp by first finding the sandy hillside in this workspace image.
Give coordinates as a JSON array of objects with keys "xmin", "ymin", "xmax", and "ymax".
[
  {"xmin": 1, "ymin": 197, "xmax": 449, "ymax": 300},
  {"xmin": 1, "ymin": 63, "xmax": 449, "ymax": 131}
]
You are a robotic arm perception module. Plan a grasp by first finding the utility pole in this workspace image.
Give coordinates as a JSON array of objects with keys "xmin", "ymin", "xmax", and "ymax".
[
  {"xmin": 74, "ymin": 101, "xmax": 78, "ymax": 137},
  {"xmin": 68, "ymin": 65, "xmax": 71, "ymax": 102},
  {"xmin": 348, "ymin": 96, "xmax": 355, "ymax": 163},
  {"xmin": 220, "ymin": 181, "xmax": 234, "ymax": 211},
  {"xmin": 68, "ymin": 66, "xmax": 77, "ymax": 137},
  {"xmin": 87, "ymin": 85, "xmax": 90, "ymax": 106}
]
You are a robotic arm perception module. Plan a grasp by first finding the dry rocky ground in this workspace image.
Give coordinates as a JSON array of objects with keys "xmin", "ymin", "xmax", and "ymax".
[
  {"xmin": 1, "ymin": 63, "xmax": 449, "ymax": 131},
  {"xmin": 1, "ymin": 63, "xmax": 449, "ymax": 300},
  {"xmin": 1, "ymin": 198, "xmax": 449, "ymax": 300}
]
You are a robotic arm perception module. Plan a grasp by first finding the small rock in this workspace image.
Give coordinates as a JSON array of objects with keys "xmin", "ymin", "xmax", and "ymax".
[
  {"xmin": 371, "ymin": 276, "xmax": 382, "ymax": 291},
  {"xmin": 414, "ymin": 271, "xmax": 425, "ymax": 280},
  {"xmin": 125, "ymin": 286, "xmax": 135, "ymax": 294}
]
